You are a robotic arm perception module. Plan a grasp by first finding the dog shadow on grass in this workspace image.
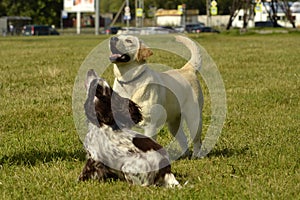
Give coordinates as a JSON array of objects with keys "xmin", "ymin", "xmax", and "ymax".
[
  {"xmin": 0, "ymin": 149, "xmax": 86, "ymax": 166},
  {"xmin": 0, "ymin": 146, "xmax": 250, "ymax": 166},
  {"xmin": 206, "ymin": 146, "xmax": 250, "ymax": 158}
]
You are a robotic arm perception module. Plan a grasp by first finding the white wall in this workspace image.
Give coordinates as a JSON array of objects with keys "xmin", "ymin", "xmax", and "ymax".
[
  {"xmin": 156, "ymin": 16, "xmax": 181, "ymax": 26},
  {"xmin": 156, "ymin": 15, "xmax": 203, "ymax": 26},
  {"xmin": 231, "ymin": 10, "xmax": 255, "ymax": 28},
  {"xmin": 198, "ymin": 15, "xmax": 230, "ymax": 26},
  {"xmin": 233, "ymin": 9, "xmax": 300, "ymax": 28},
  {"xmin": 156, "ymin": 12, "xmax": 300, "ymax": 28}
]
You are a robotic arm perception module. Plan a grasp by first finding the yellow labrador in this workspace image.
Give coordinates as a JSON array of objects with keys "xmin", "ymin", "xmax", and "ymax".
[{"xmin": 109, "ymin": 35, "xmax": 203, "ymax": 159}]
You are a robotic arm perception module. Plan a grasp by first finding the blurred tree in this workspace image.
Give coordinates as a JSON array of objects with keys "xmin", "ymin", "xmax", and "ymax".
[
  {"xmin": 224, "ymin": 0, "xmax": 297, "ymax": 29},
  {"xmin": 242, "ymin": 0, "xmax": 252, "ymax": 29},
  {"xmin": 263, "ymin": 0, "xmax": 280, "ymax": 27},
  {"xmin": 0, "ymin": 0, "xmax": 63, "ymax": 27},
  {"xmin": 100, "ymin": 0, "xmax": 125, "ymax": 13},
  {"xmin": 145, "ymin": 0, "xmax": 205, "ymax": 13},
  {"xmin": 5, "ymin": 0, "xmax": 290, "ymax": 28},
  {"xmin": 262, "ymin": 0, "xmax": 297, "ymax": 28},
  {"xmin": 226, "ymin": 0, "xmax": 243, "ymax": 30},
  {"xmin": 281, "ymin": 0, "xmax": 296, "ymax": 28},
  {"xmin": 218, "ymin": 0, "xmax": 232, "ymax": 15}
]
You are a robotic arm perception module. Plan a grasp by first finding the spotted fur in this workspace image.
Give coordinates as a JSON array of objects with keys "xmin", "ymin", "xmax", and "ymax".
[{"xmin": 79, "ymin": 69, "xmax": 180, "ymax": 187}]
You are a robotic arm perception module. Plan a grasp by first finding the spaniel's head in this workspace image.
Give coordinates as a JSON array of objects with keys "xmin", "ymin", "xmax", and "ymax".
[
  {"xmin": 109, "ymin": 35, "xmax": 153, "ymax": 64},
  {"xmin": 84, "ymin": 69, "xmax": 143, "ymax": 129}
]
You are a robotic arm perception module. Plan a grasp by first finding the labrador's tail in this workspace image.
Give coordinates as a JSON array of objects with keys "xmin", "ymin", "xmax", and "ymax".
[{"xmin": 175, "ymin": 35, "xmax": 201, "ymax": 71}]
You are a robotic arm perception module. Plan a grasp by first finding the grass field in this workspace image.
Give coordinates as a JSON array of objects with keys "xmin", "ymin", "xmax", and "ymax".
[{"xmin": 0, "ymin": 32, "xmax": 299, "ymax": 199}]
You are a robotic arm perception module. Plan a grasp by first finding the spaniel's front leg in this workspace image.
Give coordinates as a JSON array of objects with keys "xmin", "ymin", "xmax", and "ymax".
[{"xmin": 78, "ymin": 158, "xmax": 108, "ymax": 181}]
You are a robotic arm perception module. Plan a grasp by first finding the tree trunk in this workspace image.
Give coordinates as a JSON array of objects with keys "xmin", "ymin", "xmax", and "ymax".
[
  {"xmin": 242, "ymin": 0, "xmax": 252, "ymax": 29},
  {"xmin": 226, "ymin": 0, "xmax": 243, "ymax": 30},
  {"xmin": 281, "ymin": 0, "xmax": 296, "ymax": 28},
  {"xmin": 263, "ymin": 0, "xmax": 279, "ymax": 27}
]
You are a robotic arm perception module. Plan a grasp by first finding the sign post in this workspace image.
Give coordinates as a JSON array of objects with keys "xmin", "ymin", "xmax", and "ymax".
[
  {"xmin": 255, "ymin": 2, "xmax": 262, "ymax": 13},
  {"xmin": 210, "ymin": 0, "xmax": 218, "ymax": 16},
  {"xmin": 95, "ymin": 0, "xmax": 99, "ymax": 35},
  {"xmin": 136, "ymin": 8, "xmax": 143, "ymax": 17},
  {"xmin": 135, "ymin": 0, "xmax": 144, "ymax": 28},
  {"xmin": 63, "ymin": 0, "xmax": 95, "ymax": 35},
  {"xmin": 125, "ymin": 0, "xmax": 130, "ymax": 28},
  {"xmin": 76, "ymin": 11, "xmax": 81, "ymax": 34},
  {"xmin": 61, "ymin": 10, "xmax": 68, "ymax": 31},
  {"xmin": 178, "ymin": 4, "xmax": 186, "ymax": 28},
  {"xmin": 178, "ymin": 5, "xmax": 183, "ymax": 15},
  {"xmin": 206, "ymin": 0, "xmax": 211, "ymax": 26}
]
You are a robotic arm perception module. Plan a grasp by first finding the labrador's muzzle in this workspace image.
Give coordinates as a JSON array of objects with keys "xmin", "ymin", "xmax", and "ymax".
[{"xmin": 109, "ymin": 37, "xmax": 131, "ymax": 63}]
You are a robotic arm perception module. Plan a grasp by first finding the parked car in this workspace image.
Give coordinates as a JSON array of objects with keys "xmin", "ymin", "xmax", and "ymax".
[
  {"xmin": 22, "ymin": 25, "xmax": 59, "ymax": 36},
  {"xmin": 255, "ymin": 21, "xmax": 282, "ymax": 28},
  {"xmin": 145, "ymin": 26, "xmax": 177, "ymax": 34},
  {"xmin": 116, "ymin": 27, "xmax": 140, "ymax": 35},
  {"xmin": 190, "ymin": 26, "xmax": 220, "ymax": 33},
  {"xmin": 116, "ymin": 27, "xmax": 177, "ymax": 35},
  {"xmin": 173, "ymin": 26, "xmax": 185, "ymax": 33},
  {"xmin": 158, "ymin": 26, "xmax": 178, "ymax": 33},
  {"xmin": 200, "ymin": 26, "xmax": 220, "ymax": 33},
  {"xmin": 185, "ymin": 23, "xmax": 205, "ymax": 33},
  {"xmin": 105, "ymin": 26, "xmax": 122, "ymax": 34}
]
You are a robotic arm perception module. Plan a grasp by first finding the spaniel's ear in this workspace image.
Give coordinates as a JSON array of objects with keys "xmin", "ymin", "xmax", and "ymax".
[
  {"xmin": 128, "ymin": 99, "xmax": 143, "ymax": 125},
  {"xmin": 136, "ymin": 41, "xmax": 153, "ymax": 62},
  {"xmin": 84, "ymin": 95, "xmax": 101, "ymax": 127},
  {"xmin": 85, "ymin": 69, "xmax": 98, "ymax": 90}
]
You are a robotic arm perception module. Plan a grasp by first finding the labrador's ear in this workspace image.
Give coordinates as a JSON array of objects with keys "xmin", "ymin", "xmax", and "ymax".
[{"xmin": 136, "ymin": 41, "xmax": 153, "ymax": 62}]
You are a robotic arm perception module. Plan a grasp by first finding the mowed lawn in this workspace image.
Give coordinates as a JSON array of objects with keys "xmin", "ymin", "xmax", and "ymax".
[{"xmin": 0, "ymin": 32, "xmax": 299, "ymax": 199}]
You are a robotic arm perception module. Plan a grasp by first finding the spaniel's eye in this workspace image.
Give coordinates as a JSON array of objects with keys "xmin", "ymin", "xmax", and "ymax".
[{"xmin": 125, "ymin": 39, "xmax": 132, "ymax": 43}]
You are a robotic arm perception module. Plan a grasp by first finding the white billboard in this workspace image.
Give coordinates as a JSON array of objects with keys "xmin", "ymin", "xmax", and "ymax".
[{"xmin": 64, "ymin": 0, "xmax": 95, "ymax": 12}]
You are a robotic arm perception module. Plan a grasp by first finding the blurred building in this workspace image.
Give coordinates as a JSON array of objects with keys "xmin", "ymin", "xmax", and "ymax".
[
  {"xmin": 0, "ymin": 16, "xmax": 32, "ymax": 36},
  {"xmin": 155, "ymin": 9, "xmax": 199, "ymax": 26}
]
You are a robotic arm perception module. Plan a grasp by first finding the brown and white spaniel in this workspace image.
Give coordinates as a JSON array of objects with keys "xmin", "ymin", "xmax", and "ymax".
[{"xmin": 78, "ymin": 69, "xmax": 180, "ymax": 187}]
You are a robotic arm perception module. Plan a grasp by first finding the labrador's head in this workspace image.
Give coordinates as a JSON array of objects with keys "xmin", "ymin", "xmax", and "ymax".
[{"xmin": 109, "ymin": 35, "xmax": 153, "ymax": 63}]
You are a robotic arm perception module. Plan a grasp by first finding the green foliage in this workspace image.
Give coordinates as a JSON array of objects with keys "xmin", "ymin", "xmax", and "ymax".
[
  {"xmin": 99, "ymin": 0, "xmax": 207, "ymax": 15},
  {"xmin": 0, "ymin": 0, "xmax": 63, "ymax": 26},
  {"xmin": 100, "ymin": 0, "xmax": 124, "ymax": 13},
  {"xmin": 0, "ymin": 33, "xmax": 299, "ymax": 199},
  {"xmin": 0, "ymin": 0, "xmax": 237, "ymax": 26},
  {"xmin": 3, "ymin": 0, "xmax": 300, "ymax": 27}
]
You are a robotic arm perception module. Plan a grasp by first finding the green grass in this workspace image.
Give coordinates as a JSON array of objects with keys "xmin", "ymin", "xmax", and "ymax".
[{"xmin": 0, "ymin": 32, "xmax": 299, "ymax": 199}]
